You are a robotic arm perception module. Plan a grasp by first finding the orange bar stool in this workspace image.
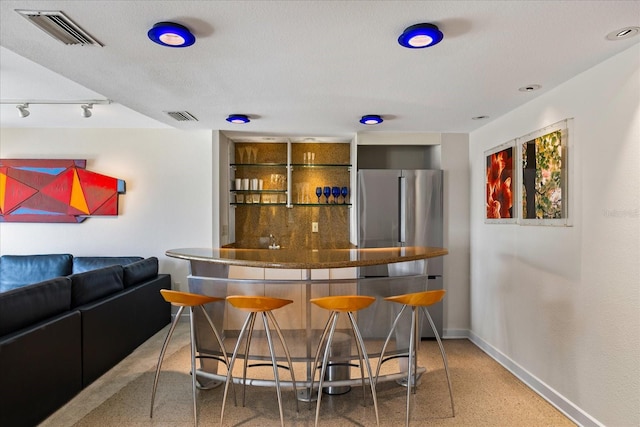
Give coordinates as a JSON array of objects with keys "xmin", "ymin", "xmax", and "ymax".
[
  {"xmin": 220, "ymin": 295, "xmax": 299, "ymax": 427},
  {"xmin": 309, "ymin": 295, "xmax": 379, "ymax": 427},
  {"xmin": 150, "ymin": 289, "xmax": 231, "ymax": 426},
  {"xmin": 375, "ymin": 289, "xmax": 454, "ymax": 426}
]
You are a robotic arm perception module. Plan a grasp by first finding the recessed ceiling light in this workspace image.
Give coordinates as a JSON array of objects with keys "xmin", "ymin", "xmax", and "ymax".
[
  {"xmin": 359, "ymin": 115, "xmax": 384, "ymax": 125},
  {"xmin": 606, "ymin": 26, "xmax": 640, "ymax": 41},
  {"xmin": 472, "ymin": 115, "xmax": 489, "ymax": 120},
  {"xmin": 148, "ymin": 22, "xmax": 196, "ymax": 47},
  {"xmin": 398, "ymin": 23, "xmax": 444, "ymax": 49},
  {"xmin": 226, "ymin": 114, "xmax": 250, "ymax": 124},
  {"xmin": 519, "ymin": 84, "xmax": 541, "ymax": 92}
]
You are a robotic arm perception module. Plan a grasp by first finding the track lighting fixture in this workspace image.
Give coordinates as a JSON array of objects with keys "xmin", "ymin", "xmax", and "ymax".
[
  {"xmin": 1, "ymin": 99, "xmax": 111, "ymax": 119},
  {"xmin": 16, "ymin": 103, "xmax": 30, "ymax": 118},
  {"xmin": 81, "ymin": 104, "xmax": 93, "ymax": 118}
]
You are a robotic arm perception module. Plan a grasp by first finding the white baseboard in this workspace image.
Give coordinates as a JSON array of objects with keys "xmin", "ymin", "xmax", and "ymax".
[
  {"xmin": 468, "ymin": 330, "xmax": 604, "ymax": 427},
  {"xmin": 442, "ymin": 328, "xmax": 470, "ymax": 339}
]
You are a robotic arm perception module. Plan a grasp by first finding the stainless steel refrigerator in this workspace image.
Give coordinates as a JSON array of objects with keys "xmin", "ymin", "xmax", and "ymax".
[{"xmin": 357, "ymin": 169, "xmax": 444, "ymax": 338}]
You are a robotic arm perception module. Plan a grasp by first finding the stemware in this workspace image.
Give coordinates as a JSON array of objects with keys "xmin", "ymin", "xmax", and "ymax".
[
  {"xmin": 331, "ymin": 186, "xmax": 340, "ymax": 204},
  {"xmin": 341, "ymin": 186, "xmax": 349, "ymax": 204},
  {"xmin": 316, "ymin": 187, "xmax": 322, "ymax": 203},
  {"xmin": 323, "ymin": 186, "xmax": 331, "ymax": 204}
]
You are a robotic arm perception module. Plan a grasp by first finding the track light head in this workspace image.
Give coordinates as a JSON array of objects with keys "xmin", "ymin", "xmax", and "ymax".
[
  {"xmin": 81, "ymin": 104, "xmax": 93, "ymax": 118},
  {"xmin": 16, "ymin": 103, "xmax": 30, "ymax": 118}
]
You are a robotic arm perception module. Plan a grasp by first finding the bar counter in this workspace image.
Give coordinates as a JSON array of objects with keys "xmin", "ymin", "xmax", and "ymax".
[
  {"xmin": 165, "ymin": 246, "xmax": 448, "ymax": 397},
  {"xmin": 166, "ymin": 246, "xmax": 448, "ymax": 269}
]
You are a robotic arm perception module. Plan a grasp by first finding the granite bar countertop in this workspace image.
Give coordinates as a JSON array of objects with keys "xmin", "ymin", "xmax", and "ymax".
[{"xmin": 166, "ymin": 246, "xmax": 448, "ymax": 269}]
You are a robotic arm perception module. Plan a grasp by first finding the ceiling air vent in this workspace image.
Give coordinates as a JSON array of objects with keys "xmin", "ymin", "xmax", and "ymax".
[
  {"xmin": 165, "ymin": 111, "xmax": 199, "ymax": 122},
  {"xmin": 16, "ymin": 10, "xmax": 102, "ymax": 46}
]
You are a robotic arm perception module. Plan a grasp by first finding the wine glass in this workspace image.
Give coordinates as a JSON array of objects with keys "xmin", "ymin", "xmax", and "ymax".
[
  {"xmin": 341, "ymin": 186, "xmax": 348, "ymax": 204},
  {"xmin": 332, "ymin": 186, "xmax": 340, "ymax": 204},
  {"xmin": 316, "ymin": 187, "xmax": 322, "ymax": 203},
  {"xmin": 323, "ymin": 186, "xmax": 331, "ymax": 204}
]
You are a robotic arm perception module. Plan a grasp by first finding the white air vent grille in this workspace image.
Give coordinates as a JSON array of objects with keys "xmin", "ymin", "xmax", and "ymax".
[
  {"xmin": 165, "ymin": 111, "xmax": 199, "ymax": 122},
  {"xmin": 16, "ymin": 10, "xmax": 102, "ymax": 46}
]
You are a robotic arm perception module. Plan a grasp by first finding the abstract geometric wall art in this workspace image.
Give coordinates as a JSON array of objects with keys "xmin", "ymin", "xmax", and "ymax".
[{"xmin": 0, "ymin": 159, "xmax": 125, "ymax": 223}]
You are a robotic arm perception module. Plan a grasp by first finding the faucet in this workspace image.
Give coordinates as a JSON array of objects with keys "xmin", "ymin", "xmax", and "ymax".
[{"xmin": 269, "ymin": 234, "xmax": 280, "ymax": 250}]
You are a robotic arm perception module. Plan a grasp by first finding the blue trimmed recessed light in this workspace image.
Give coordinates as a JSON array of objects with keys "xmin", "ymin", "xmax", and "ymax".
[
  {"xmin": 398, "ymin": 23, "xmax": 443, "ymax": 49},
  {"xmin": 226, "ymin": 114, "xmax": 250, "ymax": 124},
  {"xmin": 147, "ymin": 22, "xmax": 196, "ymax": 48},
  {"xmin": 360, "ymin": 115, "xmax": 383, "ymax": 125}
]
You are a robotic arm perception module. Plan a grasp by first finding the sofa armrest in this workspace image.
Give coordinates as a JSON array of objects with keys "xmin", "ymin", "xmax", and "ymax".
[
  {"xmin": 76, "ymin": 274, "xmax": 171, "ymax": 387},
  {"xmin": 0, "ymin": 310, "xmax": 82, "ymax": 427}
]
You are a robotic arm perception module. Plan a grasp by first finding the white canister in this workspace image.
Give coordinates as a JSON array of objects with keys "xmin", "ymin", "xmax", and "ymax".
[
  {"xmin": 242, "ymin": 178, "xmax": 249, "ymax": 191},
  {"xmin": 250, "ymin": 178, "xmax": 258, "ymax": 191},
  {"xmin": 235, "ymin": 178, "xmax": 242, "ymax": 190}
]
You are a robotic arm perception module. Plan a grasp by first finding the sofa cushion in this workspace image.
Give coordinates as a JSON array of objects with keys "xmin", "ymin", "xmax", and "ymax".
[
  {"xmin": 0, "ymin": 277, "xmax": 72, "ymax": 336},
  {"xmin": 72, "ymin": 256, "xmax": 143, "ymax": 274},
  {"xmin": 70, "ymin": 265, "xmax": 124, "ymax": 307},
  {"xmin": 0, "ymin": 254, "xmax": 73, "ymax": 292},
  {"xmin": 123, "ymin": 257, "xmax": 159, "ymax": 288}
]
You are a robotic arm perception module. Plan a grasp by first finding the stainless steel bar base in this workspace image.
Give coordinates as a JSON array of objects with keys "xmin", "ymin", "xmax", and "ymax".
[{"xmin": 195, "ymin": 366, "xmax": 426, "ymax": 402}]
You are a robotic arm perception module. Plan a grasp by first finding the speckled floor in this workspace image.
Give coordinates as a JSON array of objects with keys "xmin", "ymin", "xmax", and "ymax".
[{"xmin": 40, "ymin": 322, "xmax": 575, "ymax": 426}]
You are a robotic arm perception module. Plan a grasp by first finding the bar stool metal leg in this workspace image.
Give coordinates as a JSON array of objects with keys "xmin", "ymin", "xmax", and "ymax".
[
  {"xmin": 151, "ymin": 290, "xmax": 230, "ymax": 426},
  {"xmin": 422, "ymin": 306, "xmax": 455, "ymax": 417},
  {"xmin": 375, "ymin": 290, "xmax": 455, "ymax": 426},
  {"xmin": 220, "ymin": 296, "xmax": 298, "ymax": 427},
  {"xmin": 309, "ymin": 296, "xmax": 379, "ymax": 427}
]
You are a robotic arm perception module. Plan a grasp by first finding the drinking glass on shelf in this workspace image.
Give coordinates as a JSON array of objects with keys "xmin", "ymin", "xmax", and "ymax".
[
  {"xmin": 341, "ymin": 186, "xmax": 349, "ymax": 204},
  {"xmin": 295, "ymin": 183, "xmax": 302, "ymax": 204},
  {"xmin": 316, "ymin": 187, "xmax": 322, "ymax": 203},
  {"xmin": 323, "ymin": 186, "xmax": 331, "ymax": 204},
  {"xmin": 237, "ymin": 148, "xmax": 245, "ymax": 164},
  {"xmin": 332, "ymin": 186, "xmax": 340, "ymax": 204}
]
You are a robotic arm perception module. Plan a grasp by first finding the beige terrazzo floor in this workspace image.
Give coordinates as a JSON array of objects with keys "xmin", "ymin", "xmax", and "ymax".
[{"xmin": 39, "ymin": 322, "xmax": 575, "ymax": 427}]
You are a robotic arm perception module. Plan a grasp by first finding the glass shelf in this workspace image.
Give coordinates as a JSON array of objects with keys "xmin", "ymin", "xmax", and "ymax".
[
  {"xmin": 230, "ymin": 190, "xmax": 286, "ymax": 193},
  {"xmin": 290, "ymin": 163, "xmax": 351, "ymax": 169},
  {"xmin": 231, "ymin": 203, "xmax": 287, "ymax": 206},
  {"xmin": 292, "ymin": 203, "xmax": 352, "ymax": 207},
  {"xmin": 231, "ymin": 163, "xmax": 287, "ymax": 168}
]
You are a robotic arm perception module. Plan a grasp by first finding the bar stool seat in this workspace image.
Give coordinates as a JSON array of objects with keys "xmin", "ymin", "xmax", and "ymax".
[
  {"xmin": 375, "ymin": 289, "xmax": 454, "ymax": 426},
  {"xmin": 309, "ymin": 295, "xmax": 379, "ymax": 427},
  {"xmin": 150, "ymin": 289, "xmax": 230, "ymax": 426},
  {"xmin": 220, "ymin": 295, "xmax": 299, "ymax": 427}
]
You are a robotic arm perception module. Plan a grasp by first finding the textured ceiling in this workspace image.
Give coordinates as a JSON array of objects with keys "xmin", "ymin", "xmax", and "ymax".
[{"xmin": 1, "ymin": 1, "xmax": 638, "ymax": 140}]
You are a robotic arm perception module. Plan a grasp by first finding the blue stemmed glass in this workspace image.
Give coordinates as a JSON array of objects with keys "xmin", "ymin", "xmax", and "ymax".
[
  {"xmin": 332, "ymin": 186, "xmax": 340, "ymax": 204},
  {"xmin": 315, "ymin": 187, "xmax": 322, "ymax": 203},
  {"xmin": 323, "ymin": 186, "xmax": 331, "ymax": 204},
  {"xmin": 341, "ymin": 186, "xmax": 348, "ymax": 204}
]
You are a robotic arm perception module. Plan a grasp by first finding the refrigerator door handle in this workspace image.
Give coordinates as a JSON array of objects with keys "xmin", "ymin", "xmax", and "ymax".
[{"xmin": 399, "ymin": 175, "xmax": 406, "ymax": 244}]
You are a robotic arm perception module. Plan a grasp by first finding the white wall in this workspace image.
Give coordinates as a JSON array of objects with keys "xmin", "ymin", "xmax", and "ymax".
[
  {"xmin": 469, "ymin": 44, "xmax": 639, "ymax": 427},
  {"xmin": 0, "ymin": 128, "xmax": 214, "ymax": 291},
  {"xmin": 441, "ymin": 133, "xmax": 471, "ymax": 336}
]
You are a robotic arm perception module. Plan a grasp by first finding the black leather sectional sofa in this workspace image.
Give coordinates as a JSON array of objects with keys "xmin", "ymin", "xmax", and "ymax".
[{"xmin": 0, "ymin": 254, "xmax": 171, "ymax": 427}]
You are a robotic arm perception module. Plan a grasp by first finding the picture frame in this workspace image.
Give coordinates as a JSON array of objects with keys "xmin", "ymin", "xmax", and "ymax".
[
  {"xmin": 484, "ymin": 140, "xmax": 517, "ymax": 223},
  {"xmin": 517, "ymin": 118, "xmax": 572, "ymax": 226}
]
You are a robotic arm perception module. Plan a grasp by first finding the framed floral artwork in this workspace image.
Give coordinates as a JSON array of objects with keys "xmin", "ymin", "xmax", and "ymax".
[
  {"xmin": 517, "ymin": 119, "xmax": 572, "ymax": 226},
  {"xmin": 485, "ymin": 141, "xmax": 516, "ymax": 223}
]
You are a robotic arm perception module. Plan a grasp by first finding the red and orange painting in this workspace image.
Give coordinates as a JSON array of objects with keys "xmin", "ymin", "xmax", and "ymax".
[
  {"xmin": 485, "ymin": 146, "xmax": 514, "ymax": 220},
  {"xmin": 0, "ymin": 159, "xmax": 125, "ymax": 223}
]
